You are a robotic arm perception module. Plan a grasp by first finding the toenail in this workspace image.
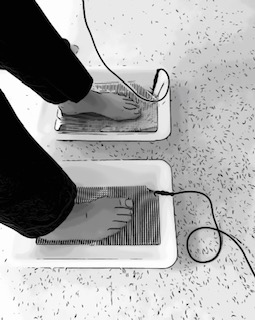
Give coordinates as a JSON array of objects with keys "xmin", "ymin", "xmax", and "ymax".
[{"xmin": 126, "ymin": 199, "xmax": 133, "ymax": 207}]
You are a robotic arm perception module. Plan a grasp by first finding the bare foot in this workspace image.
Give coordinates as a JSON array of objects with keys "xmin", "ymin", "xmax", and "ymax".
[
  {"xmin": 59, "ymin": 90, "xmax": 141, "ymax": 121},
  {"xmin": 41, "ymin": 197, "xmax": 133, "ymax": 241}
]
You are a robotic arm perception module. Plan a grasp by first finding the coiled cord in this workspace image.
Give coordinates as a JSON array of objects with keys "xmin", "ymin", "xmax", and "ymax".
[{"xmin": 154, "ymin": 189, "xmax": 255, "ymax": 278}]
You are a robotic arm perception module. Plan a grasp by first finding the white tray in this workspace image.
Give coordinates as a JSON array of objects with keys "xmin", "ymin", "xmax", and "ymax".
[
  {"xmin": 36, "ymin": 67, "xmax": 171, "ymax": 142},
  {"xmin": 4, "ymin": 160, "xmax": 177, "ymax": 269}
]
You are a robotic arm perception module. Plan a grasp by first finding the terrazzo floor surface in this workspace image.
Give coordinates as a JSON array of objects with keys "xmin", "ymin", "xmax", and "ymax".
[{"xmin": 1, "ymin": 0, "xmax": 255, "ymax": 319}]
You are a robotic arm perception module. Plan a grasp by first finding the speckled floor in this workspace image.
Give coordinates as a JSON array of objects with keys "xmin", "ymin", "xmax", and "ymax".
[{"xmin": 0, "ymin": 0, "xmax": 255, "ymax": 319}]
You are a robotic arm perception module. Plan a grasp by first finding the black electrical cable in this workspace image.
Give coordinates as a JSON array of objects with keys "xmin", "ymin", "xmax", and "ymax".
[
  {"xmin": 81, "ymin": 0, "xmax": 254, "ymax": 278},
  {"xmin": 81, "ymin": 0, "xmax": 171, "ymax": 103},
  {"xmin": 153, "ymin": 190, "xmax": 255, "ymax": 278}
]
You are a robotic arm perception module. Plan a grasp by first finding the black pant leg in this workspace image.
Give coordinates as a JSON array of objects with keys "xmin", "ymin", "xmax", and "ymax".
[
  {"xmin": 1, "ymin": 57, "xmax": 71, "ymax": 104},
  {"xmin": 0, "ymin": 90, "xmax": 77, "ymax": 238},
  {"xmin": 0, "ymin": 1, "xmax": 93, "ymax": 104}
]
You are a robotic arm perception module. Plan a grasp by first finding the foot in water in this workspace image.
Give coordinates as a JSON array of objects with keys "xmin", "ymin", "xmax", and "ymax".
[
  {"xmin": 59, "ymin": 90, "xmax": 141, "ymax": 121},
  {"xmin": 41, "ymin": 197, "xmax": 134, "ymax": 241},
  {"xmin": 60, "ymin": 43, "xmax": 141, "ymax": 121}
]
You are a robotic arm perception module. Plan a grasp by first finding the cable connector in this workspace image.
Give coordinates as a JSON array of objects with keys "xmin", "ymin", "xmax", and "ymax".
[{"xmin": 153, "ymin": 190, "xmax": 174, "ymax": 197}]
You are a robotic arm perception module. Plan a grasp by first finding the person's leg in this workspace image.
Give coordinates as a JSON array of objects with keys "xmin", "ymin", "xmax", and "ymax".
[
  {"xmin": 1, "ymin": 61, "xmax": 71, "ymax": 104},
  {"xmin": 0, "ymin": 90, "xmax": 77, "ymax": 238},
  {"xmin": 0, "ymin": 39, "xmax": 81, "ymax": 104},
  {"xmin": 0, "ymin": 90, "xmax": 134, "ymax": 239},
  {"xmin": 0, "ymin": 1, "xmax": 93, "ymax": 104},
  {"xmin": 0, "ymin": 1, "xmax": 141, "ymax": 120}
]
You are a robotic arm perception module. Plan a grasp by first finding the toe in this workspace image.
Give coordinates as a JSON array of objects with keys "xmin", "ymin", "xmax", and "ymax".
[
  {"xmin": 125, "ymin": 199, "xmax": 133, "ymax": 207},
  {"xmin": 116, "ymin": 198, "xmax": 133, "ymax": 208},
  {"xmin": 131, "ymin": 110, "xmax": 142, "ymax": 119},
  {"xmin": 113, "ymin": 216, "xmax": 130, "ymax": 223},
  {"xmin": 115, "ymin": 208, "xmax": 133, "ymax": 216},
  {"xmin": 123, "ymin": 103, "xmax": 140, "ymax": 110},
  {"xmin": 123, "ymin": 105, "xmax": 138, "ymax": 110},
  {"xmin": 121, "ymin": 107, "xmax": 141, "ymax": 120}
]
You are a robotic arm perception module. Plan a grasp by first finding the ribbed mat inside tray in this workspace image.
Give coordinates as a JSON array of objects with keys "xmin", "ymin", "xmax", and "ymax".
[{"xmin": 36, "ymin": 186, "xmax": 160, "ymax": 246}]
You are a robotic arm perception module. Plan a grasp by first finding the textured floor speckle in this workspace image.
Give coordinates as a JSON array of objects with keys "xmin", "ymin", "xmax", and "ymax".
[{"xmin": 1, "ymin": 0, "xmax": 255, "ymax": 319}]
